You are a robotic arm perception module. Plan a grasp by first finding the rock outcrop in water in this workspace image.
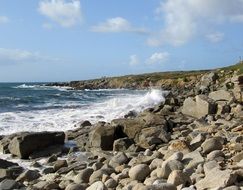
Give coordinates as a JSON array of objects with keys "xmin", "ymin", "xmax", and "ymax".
[{"xmin": 0, "ymin": 64, "xmax": 243, "ymax": 190}]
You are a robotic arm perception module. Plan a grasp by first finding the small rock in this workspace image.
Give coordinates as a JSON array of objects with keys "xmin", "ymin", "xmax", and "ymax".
[
  {"xmin": 167, "ymin": 170, "xmax": 191, "ymax": 186},
  {"xmin": 87, "ymin": 181, "xmax": 107, "ymax": 190},
  {"xmin": 201, "ymin": 138, "xmax": 223, "ymax": 154},
  {"xmin": 54, "ymin": 159, "xmax": 68, "ymax": 171},
  {"xmin": 74, "ymin": 168, "xmax": 94, "ymax": 184}
]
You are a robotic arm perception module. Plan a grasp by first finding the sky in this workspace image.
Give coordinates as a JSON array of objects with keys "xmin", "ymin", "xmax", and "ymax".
[{"xmin": 0, "ymin": 0, "xmax": 243, "ymax": 82}]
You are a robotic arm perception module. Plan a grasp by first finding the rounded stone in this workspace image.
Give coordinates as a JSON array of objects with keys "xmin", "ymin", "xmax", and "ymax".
[{"xmin": 129, "ymin": 164, "xmax": 151, "ymax": 182}]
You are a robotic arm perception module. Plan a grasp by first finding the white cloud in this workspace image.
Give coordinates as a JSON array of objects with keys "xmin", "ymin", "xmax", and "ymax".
[
  {"xmin": 0, "ymin": 48, "xmax": 59, "ymax": 64},
  {"xmin": 206, "ymin": 32, "xmax": 224, "ymax": 43},
  {"xmin": 38, "ymin": 0, "xmax": 82, "ymax": 28},
  {"xmin": 129, "ymin": 54, "xmax": 139, "ymax": 66},
  {"xmin": 91, "ymin": 17, "xmax": 148, "ymax": 34},
  {"xmin": 0, "ymin": 16, "xmax": 9, "ymax": 24},
  {"xmin": 149, "ymin": 0, "xmax": 243, "ymax": 46},
  {"xmin": 147, "ymin": 52, "xmax": 170, "ymax": 65}
]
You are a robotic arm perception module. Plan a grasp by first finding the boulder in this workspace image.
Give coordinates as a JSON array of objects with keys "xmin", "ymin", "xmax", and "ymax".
[
  {"xmin": 209, "ymin": 90, "xmax": 234, "ymax": 102},
  {"xmin": 195, "ymin": 168, "xmax": 237, "ymax": 190},
  {"xmin": 65, "ymin": 183, "xmax": 86, "ymax": 190},
  {"xmin": 0, "ymin": 159, "xmax": 18, "ymax": 169},
  {"xmin": 89, "ymin": 125, "xmax": 116, "ymax": 150},
  {"xmin": 129, "ymin": 164, "xmax": 150, "ymax": 182},
  {"xmin": 8, "ymin": 131, "xmax": 65, "ymax": 159},
  {"xmin": 182, "ymin": 95, "xmax": 217, "ymax": 119}
]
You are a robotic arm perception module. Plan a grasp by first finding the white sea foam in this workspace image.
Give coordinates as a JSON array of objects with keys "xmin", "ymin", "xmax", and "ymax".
[
  {"xmin": 0, "ymin": 89, "xmax": 166, "ymax": 135},
  {"xmin": 13, "ymin": 84, "xmax": 72, "ymax": 91}
]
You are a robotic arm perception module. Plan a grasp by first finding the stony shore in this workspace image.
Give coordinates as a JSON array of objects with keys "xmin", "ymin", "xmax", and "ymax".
[{"xmin": 0, "ymin": 67, "xmax": 243, "ymax": 190}]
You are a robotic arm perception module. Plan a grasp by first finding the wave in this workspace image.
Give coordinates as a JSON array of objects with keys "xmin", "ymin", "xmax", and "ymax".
[
  {"xmin": 0, "ymin": 89, "xmax": 165, "ymax": 135},
  {"xmin": 13, "ymin": 84, "xmax": 72, "ymax": 91}
]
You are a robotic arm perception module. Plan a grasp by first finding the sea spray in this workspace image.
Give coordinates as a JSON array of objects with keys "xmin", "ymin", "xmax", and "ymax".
[{"xmin": 0, "ymin": 84, "xmax": 166, "ymax": 135}]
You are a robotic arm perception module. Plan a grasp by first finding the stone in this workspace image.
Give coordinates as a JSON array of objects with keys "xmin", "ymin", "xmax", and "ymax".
[
  {"xmin": 86, "ymin": 181, "xmax": 107, "ymax": 190},
  {"xmin": 104, "ymin": 178, "xmax": 117, "ymax": 188},
  {"xmin": 168, "ymin": 140, "xmax": 190, "ymax": 153},
  {"xmin": 90, "ymin": 125, "xmax": 116, "ymax": 150},
  {"xmin": 75, "ymin": 120, "xmax": 92, "ymax": 128},
  {"xmin": 33, "ymin": 181, "xmax": 59, "ymax": 190},
  {"xmin": 128, "ymin": 164, "xmax": 150, "ymax": 182},
  {"xmin": 209, "ymin": 90, "xmax": 234, "ymax": 102},
  {"xmin": 65, "ymin": 183, "xmax": 85, "ymax": 190},
  {"xmin": 8, "ymin": 131, "xmax": 65, "ymax": 159},
  {"xmin": 167, "ymin": 170, "xmax": 192, "ymax": 186},
  {"xmin": 201, "ymin": 138, "xmax": 223, "ymax": 154},
  {"xmin": 109, "ymin": 152, "xmax": 129, "ymax": 168},
  {"xmin": 182, "ymin": 95, "xmax": 217, "ymax": 119},
  {"xmin": 0, "ymin": 166, "xmax": 23, "ymax": 181},
  {"xmin": 89, "ymin": 170, "xmax": 107, "ymax": 184},
  {"xmin": 157, "ymin": 160, "xmax": 184, "ymax": 179},
  {"xmin": 183, "ymin": 151, "xmax": 204, "ymax": 171},
  {"xmin": 231, "ymin": 152, "xmax": 243, "ymax": 162},
  {"xmin": 142, "ymin": 183, "xmax": 177, "ymax": 190},
  {"xmin": 195, "ymin": 168, "xmax": 237, "ymax": 190},
  {"xmin": 74, "ymin": 168, "xmax": 94, "ymax": 184},
  {"xmin": 53, "ymin": 159, "xmax": 68, "ymax": 171},
  {"xmin": 223, "ymin": 186, "xmax": 241, "ymax": 190},
  {"xmin": 207, "ymin": 150, "xmax": 225, "ymax": 161},
  {"xmin": 16, "ymin": 170, "xmax": 41, "ymax": 182},
  {"xmin": 113, "ymin": 137, "xmax": 134, "ymax": 151},
  {"xmin": 0, "ymin": 179, "xmax": 20, "ymax": 190}
]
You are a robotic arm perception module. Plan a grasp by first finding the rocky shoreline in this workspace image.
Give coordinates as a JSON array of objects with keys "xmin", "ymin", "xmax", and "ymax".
[{"xmin": 0, "ymin": 69, "xmax": 243, "ymax": 190}]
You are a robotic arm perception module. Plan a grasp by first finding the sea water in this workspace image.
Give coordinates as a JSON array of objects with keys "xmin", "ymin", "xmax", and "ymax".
[{"xmin": 0, "ymin": 83, "xmax": 165, "ymax": 135}]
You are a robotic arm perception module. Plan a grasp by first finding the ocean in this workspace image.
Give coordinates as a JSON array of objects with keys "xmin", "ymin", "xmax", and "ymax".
[{"xmin": 0, "ymin": 83, "xmax": 165, "ymax": 135}]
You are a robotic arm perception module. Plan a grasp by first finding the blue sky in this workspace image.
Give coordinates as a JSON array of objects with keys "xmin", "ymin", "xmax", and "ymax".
[{"xmin": 0, "ymin": 0, "xmax": 243, "ymax": 82}]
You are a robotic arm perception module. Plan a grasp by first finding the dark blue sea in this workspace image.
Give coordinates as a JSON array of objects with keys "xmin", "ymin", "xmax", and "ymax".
[{"xmin": 0, "ymin": 83, "xmax": 164, "ymax": 135}]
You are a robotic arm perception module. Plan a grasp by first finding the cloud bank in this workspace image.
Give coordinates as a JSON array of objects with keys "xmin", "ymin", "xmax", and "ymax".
[
  {"xmin": 38, "ymin": 0, "xmax": 82, "ymax": 28},
  {"xmin": 148, "ymin": 0, "xmax": 243, "ymax": 46}
]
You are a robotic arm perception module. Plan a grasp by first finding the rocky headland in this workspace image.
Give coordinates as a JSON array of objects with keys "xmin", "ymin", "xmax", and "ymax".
[{"xmin": 0, "ymin": 63, "xmax": 242, "ymax": 190}]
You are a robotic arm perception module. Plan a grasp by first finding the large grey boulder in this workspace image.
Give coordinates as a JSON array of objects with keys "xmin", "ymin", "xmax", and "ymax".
[
  {"xmin": 8, "ymin": 132, "xmax": 65, "ymax": 159},
  {"xmin": 182, "ymin": 95, "xmax": 217, "ymax": 119}
]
